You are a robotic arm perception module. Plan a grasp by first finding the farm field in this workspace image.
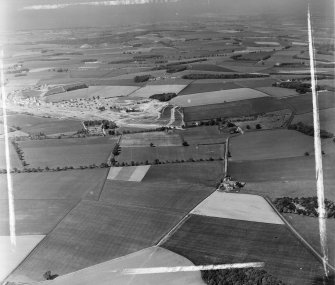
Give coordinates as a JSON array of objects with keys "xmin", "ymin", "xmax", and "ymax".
[
  {"xmin": 4, "ymin": 114, "xmax": 82, "ymax": 135},
  {"xmin": 232, "ymin": 78, "xmax": 277, "ymax": 88},
  {"xmin": 183, "ymin": 97, "xmax": 288, "ymax": 122},
  {"xmin": 187, "ymin": 63, "xmax": 234, "ymax": 72},
  {"xmin": 178, "ymin": 82, "xmax": 241, "ymax": 95},
  {"xmin": 229, "ymin": 155, "xmax": 335, "ymax": 193},
  {"xmin": 6, "ymin": 200, "xmax": 184, "ymax": 282},
  {"xmin": 230, "ymin": 129, "xmax": 314, "ymax": 161},
  {"xmin": 129, "ymin": 84, "xmax": 187, "ymax": 98},
  {"xmin": 101, "ymin": 179, "xmax": 214, "ymax": 212},
  {"xmin": 36, "ymin": 246, "xmax": 204, "ymax": 285},
  {"xmin": 116, "ymin": 144, "xmax": 225, "ymax": 164},
  {"xmin": 142, "ymin": 161, "xmax": 224, "ymax": 187},
  {"xmin": 170, "ymin": 88, "xmax": 268, "ymax": 107},
  {"xmin": 280, "ymin": 91, "xmax": 335, "ymax": 114},
  {"xmin": 256, "ymin": 86, "xmax": 300, "ymax": 98},
  {"xmin": 1, "ymin": 235, "xmax": 45, "ymax": 282},
  {"xmin": 0, "ymin": 140, "xmax": 22, "ymax": 169},
  {"xmin": 176, "ymin": 126, "xmax": 229, "ymax": 145},
  {"xmin": 0, "ymin": 199, "xmax": 78, "ymax": 235},
  {"xmin": 107, "ymin": 166, "xmax": 150, "ymax": 182},
  {"xmin": 192, "ymin": 192, "xmax": 283, "ymax": 224},
  {"xmin": 19, "ymin": 137, "xmax": 117, "ymax": 168},
  {"xmin": 283, "ymin": 214, "xmax": 335, "ymax": 267},
  {"xmin": 44, "ymin": 86, "xmax": 140, "ymax": 102},
  {"xmin": 162, "ymin": 215, "xmax": 325, "ymax": 285},
  {"xmin": 0, "ymin": 168, "xmax": 108, "ymax": 200},
  {"xmin": 291, "ymin": 107, "xmax": 335, "ymax": 133},
  {"xmin": 120, "ymin": 131, "xmax": 182, "ymax": 147}
]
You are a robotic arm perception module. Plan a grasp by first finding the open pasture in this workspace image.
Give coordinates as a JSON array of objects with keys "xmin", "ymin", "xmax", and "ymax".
[
  {"xmin": 107, "ymin": 166, "xmax": 150, "ymax": 182},
  {"xmin": 129, "ymin": 84, "xmax": 187, "ymax": 98},
  {"xmin": 0, "ymin": 140, "xmax": 22, "ymax": 169},
  {"xmin": 4, "ymin": 114, "xmax": 82, "ymax": 135},
  {"xmin": 283, "ymin": 214, "xmax": 335, "ymax": 267},
  {"xmin": 1, "ymin": 235, "xmax": 45, "ymax": 282},
  {"xmin": 292, "ymin": 107, "xmax": 335, "ymax": 134},
  {"xmin": 280, "ymin": 91, "xmax": 335, "ymax": 114},
  {"xmin": 7, "ymin": 200, "xmax": 184, "ymax": 282},
  {"xmin": 44, "ymin": 86, "xmax": 140, "ymax": 102},
  {"xmin": 184, "ymin": 97, "xmax": 289, "ymax": 122},
  {"xmin": 162, "ymin": 215, "xmax": 325, "ymax": 285},
  {"xmin": 256, "ymin": 86, "xmax": 300, "ymax": 98},
  {"xmin": 35, "ymin": 246, "xmax": 204, "ymax": 285},
  {"xmin": 101, "ymin": 179, "xmax": 214, "ymax": 212},
  {"xmin": 230, "ymin": 129, "xmax": 314, "ymax": 161},
  {"xmin": 178, "ymin": 82, "xmax": 241, "ymax": 95},
  {"xmin": 170, "ymin": 88, "xmax": 268, "ymax": 107},
  {"xmin": 121, "ymin": 131, "xmax": 182, "ymax": 147},
  {"xmin": 143, "ymin": 160, "xmax": 223, "ymax": 187},
  {"xmin": 192, "ymin": 192, "xmax": 283, "ymax": 224},
  {"xmin": 19, "ymin": 137, "xmax": 117, "ymax": 168},
  {"xmin": 116, "ymin": 144, "xmax": 225, "ymax": 165}
]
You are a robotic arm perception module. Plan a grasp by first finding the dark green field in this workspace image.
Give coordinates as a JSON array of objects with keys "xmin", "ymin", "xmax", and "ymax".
[
  {"xmin": 101, "ymin": 180, "xmax": 214, "ymax": 212},
  {"xmin": 7, "ymin": 200, "xmax": 184, "ymax": 282},
  {"xmin": 178, "ymin": 82, "xmax": 240, "ymax": 95},
  {"xmin": 162, "ymin": 215, "xmax": 325, "ymax": 285},
  {"xmin": 183, "ymin": 97, "xmax": 288, "ymax": 122}
]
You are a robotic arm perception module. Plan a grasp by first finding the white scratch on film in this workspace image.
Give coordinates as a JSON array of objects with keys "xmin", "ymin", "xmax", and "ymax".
[
  {"xmin": 307, "ymin": 5, "xmax": 328, "ymax": 276},
  {"xmin": 113, "ymin": 262, "xmax": 264, "ymax": 275},
  {"xmin": 0, "ymin": 49, "xmax": 17, "ymax": 246}
]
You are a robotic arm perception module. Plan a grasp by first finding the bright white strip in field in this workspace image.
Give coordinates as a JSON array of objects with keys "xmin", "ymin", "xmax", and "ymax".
[
  {"xmin": 254, "ymin": 42, "xmax": 280, "ymax": 46},
  {"xmin": 107, "ymin": 166, "xmax": 150, "ymax": 182},
  {"xmin": 129, "ymin": 85, "xmax": 187, "ymax": 98},
  {"xmin": 170, "ymin": 88, "xmax": 268, "ymax": 107},
  {"xmin": 192, "ymin": 192, "xmax": 284, "ymax": 224},
  {"xmin": 0, "ymin": 235, "xmax": 45, "ymax": 282}
]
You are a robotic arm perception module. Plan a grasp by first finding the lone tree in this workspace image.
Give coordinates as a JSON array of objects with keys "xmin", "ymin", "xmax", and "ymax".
[
  {"xmin": 43, "ymin": 271, "xmax": 59, "ymax": 280},
  {"xmin": 182, "ymin": 141, "xmax": 189, "ymax": 146}
]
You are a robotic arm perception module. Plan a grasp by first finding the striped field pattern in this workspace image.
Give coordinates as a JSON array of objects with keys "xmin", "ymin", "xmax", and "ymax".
[{"xmin": 107, "ymin": 166, "xmax": 151, "ymax": 182}]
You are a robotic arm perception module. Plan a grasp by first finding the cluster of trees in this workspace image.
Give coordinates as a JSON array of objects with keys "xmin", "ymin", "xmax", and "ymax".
[
  {"xmin": 114, "ymin": 156, "xmax": 223, "ymax": 167},
  {"xmin": 81, "ymin": 59, "xmax": 97, "ymax": 63},
  {"xmin": 134, "ymin": 74, "xmax": 151, "ymax": 83},
  {"xmin": 182, "ymin": 73, "xmax": 269, "ymax": 80},
  {"xmin": 152, "ymin": 58, "xmax": 207, "ymax": 71},
  {"xmin": 11, "ymin": 140, "xmax": 26, "ymax": 167},
  {"xmin": 112, "ymin": 143, "xmax": 121, "ymax": 156},
  {"xmin": 166, "ymin": 65, "xmax": 187, "ymax": 73},
  {"xmin": 289, "ymin": 122, "xmax": 333, "ymax": 139},
  {"xmin": 273, "ymin": 196, "xmax": 335, "ymax": 218},
  {"xmin": 149, "ymin": 93, "xmax": 177, "ymax": 102},
  {"xmin": 84, "ymin": 120, "xmax": 117, "ymax": 129},
  {"xmin": 133, "ymin": 54, "xmax": 163, "ymax": 61},
  {"xmin": 231, "ymin": 52, "xmax": 272, "ymax": 61},
  {"xmin": 202, "ymin": 268, "xmax": 286, "ymax": 285},
  {"xmin": 63, "ymin": 83, "xmax": 88, "ymax": 92},
  {"xmin": 272, "ymin": 81, "xmax": 320, "ymax": 94}
]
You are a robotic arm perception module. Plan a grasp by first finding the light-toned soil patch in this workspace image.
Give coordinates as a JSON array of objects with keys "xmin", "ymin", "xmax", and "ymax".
[
  {"xmin": 121, "ymin": 132, "xmax": 182, "ymax": 147},
  {"xmin": 230, "ymin": 129, "xmax": 314, "ymax": 161},
  {"xmin": 35, "ymin": 246, "xmax": 204, "ymax": 285},
  {"xmin": 254, "ymin": 41, "xmax": 280, "ymax": 45},
  {"xmin": 44, "ymin": 86, "xmax": 140, "ymax": 102},
  {"xmin": 0, "ymin": 140, "xmax": 22, "ymax": 169},
  {"xmin": 0, "ymin": 235, "xmax": 45, "ymax": 282},
  {"xmin": 170, "ymin": 88, "xmax": 268, "ymax": 107},
  {"xmin": 191, "ymin": 192, "xmax": 283, "ymax": 224},
  {"xmin": 107, "ymin": 166, "xmax": 151, "ymax": 182},
  {"xmin": 129, "ymin": 85, "xmax": 187, "ymax": 98}
]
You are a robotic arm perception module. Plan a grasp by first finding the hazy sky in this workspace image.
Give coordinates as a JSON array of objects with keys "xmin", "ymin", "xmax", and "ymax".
[{"xmin": 1, "ymin": 0, "xmax": 334, "ymax": 31}]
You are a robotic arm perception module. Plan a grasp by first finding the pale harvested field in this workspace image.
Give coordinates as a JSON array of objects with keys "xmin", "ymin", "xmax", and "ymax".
[
  {"xmin": 44, "ymin": 86, "xmax": 140, "ymax": 102},
  {"xmin": 107, "ymin": 166, "xmax": 151, "ymax": 182},
  {"xmin": 121, "ymin": 132, "xmax": 182, "ymax": 147},
  {"xmin": 7, "ymin": 200, "xmax": 184, "ymax": 282},
  {"xmin": 129, "ymin": 85, "xmax": 187, "ymax": 98},
  {"xmin": 291, "ymin": 107, "xmax": 335, "ymax": 134},
  {"xmin": 192, "ymin": 192, "xmax": 283, "ymax": 224},
  {"xmin": 0, "ymin": 140, "xmax": 22, "ymax": 169},
  {"xmin": 256, "ymin": 86, "xmax": 300, "ymax": 98},
  {"xmin": 170, "ymin": 88, "xmax": 268, "ymax": 107},
  {"xmin": 35, "ymin": 247, "xmax": 204, "ymax": 285},
  {"xmin": 230, "ymin": 129, "xmax": 314, "ymax": 161},
  {"xmin": 0, "ymin": 235, "xmax": 44, "ymax": 282}
]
